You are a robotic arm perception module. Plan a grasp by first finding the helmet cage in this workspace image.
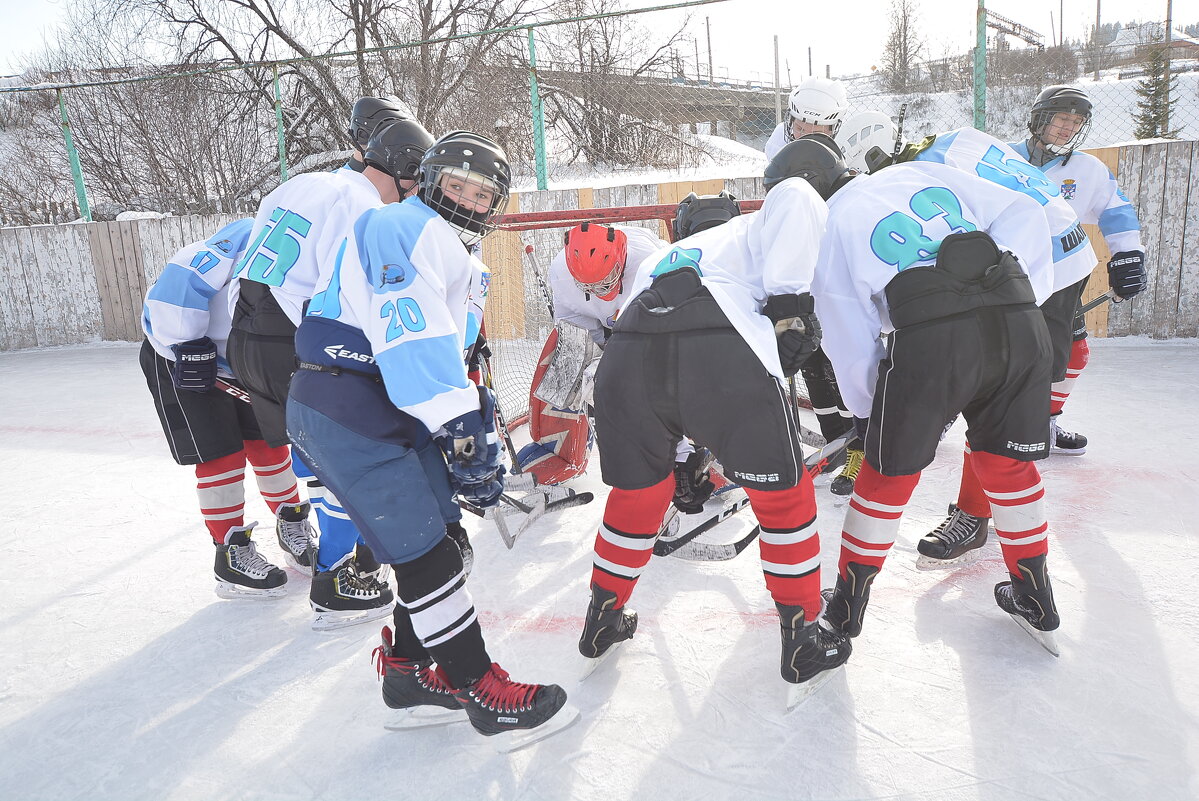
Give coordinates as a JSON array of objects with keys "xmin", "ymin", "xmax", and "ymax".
[
  {"xmin": 1030, "ymin": 109, "xmax": 1092, "ymax": 155},
  {"xmin": 417, "ymin": 131, "xmax": 511, "ymax": 248}
]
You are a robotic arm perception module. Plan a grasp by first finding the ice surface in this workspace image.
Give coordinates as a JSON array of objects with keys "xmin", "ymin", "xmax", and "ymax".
[{"xmin": 1, "ymin": 338, "xmax": 1197, "ymax": 800}]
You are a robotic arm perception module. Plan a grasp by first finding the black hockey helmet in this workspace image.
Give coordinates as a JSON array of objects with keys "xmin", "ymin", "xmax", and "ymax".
[
  {"xmin": 364, "ymin": 118, "xmax": 435, "ymax": 183},
  {"xmin": 764, "ymin": 135, "xmax": 853, "ymax": 200},
  {"xmin": 672, "ymin": 191, "xmax": 742, "ymax": 240},
  {"xmin": 348, "ymin": 96, "xmax": 410, "ymax": 150},
  {"xmin": 1028, "ymin": 85, "xmax": 1092, "ymax": 156},
  {"xmin": 418, "ymin": 130, "xmax": 511, "ymax": 248}
]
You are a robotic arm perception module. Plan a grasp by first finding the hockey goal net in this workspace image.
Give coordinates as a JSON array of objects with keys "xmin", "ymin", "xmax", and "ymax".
[{"xmin": 479, "ymin": 201, "xmax": 816, "ymax": 440}]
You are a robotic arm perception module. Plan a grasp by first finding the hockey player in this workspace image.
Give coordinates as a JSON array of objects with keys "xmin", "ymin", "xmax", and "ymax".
[
  {"xmin": 835, "ymin": 113, "xmax": 1112, "ymax": 570},
  {"xmin": 140, "ymin": 219, "xmax": 311, "ymax": 598},
  {"xmin": 1010, "ymin": 85, "xmax": 1147, "ymax": 453},
  {"xmin": 576, "ymin": 158, "xmax": 852, "ymax": 704},
  {"xmin": 515, "ymin": 221, "xmax": 668, "ymax": 486},
  {"xmin": 346, "ymin": 96, "xmax": 412, "ymax": 171},
  {"xmin": 763, "ymin": 76, "xmax": 849, "ymax": 161},
  {"xmin": 287, "ymin": 131, "xmax": 576, "ymax": 747},
  {"xmin": 784, "ymin": 138, "xmax": 1063, "ymax": 654},
  {"xmin": 228, "ymin": 113, "xmax": 434, "ymax": 629}
]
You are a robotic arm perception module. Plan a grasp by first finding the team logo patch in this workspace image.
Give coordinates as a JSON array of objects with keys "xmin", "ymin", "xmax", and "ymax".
[
  {"xmin": 1060, "ymin": 179, "xmax": 1077, "ymax": 201},
  {"xmin": 651, "ymin": 246, "xmax": 703, "ymax": 278},
  {"xmin": 380, "ymin": 262, "xmax": 415, "ymax": 289},
  {"xmin": 211, "ymin": 238, "xmax": 235, "ymax": 254}
]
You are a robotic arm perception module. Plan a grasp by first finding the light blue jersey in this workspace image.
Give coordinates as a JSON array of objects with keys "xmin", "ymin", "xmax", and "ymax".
[
  {"xmin": 142, "ymin": 218, "xmax": 254, "ymax": 377},
  {"xmin": 914, "ymin": 128, "xmax": 1096, "ymax": 291}
]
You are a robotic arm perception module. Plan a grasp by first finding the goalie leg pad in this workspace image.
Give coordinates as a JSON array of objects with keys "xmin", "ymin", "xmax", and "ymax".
[{"xmin": 521, "ymin": 398, "xmax": 593, "ymax": 485}]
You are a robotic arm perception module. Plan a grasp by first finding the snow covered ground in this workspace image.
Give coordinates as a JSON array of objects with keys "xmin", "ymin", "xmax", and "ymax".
[{"xmin": 1, "ymin": 337, "xmax": 1197, "ymax": 801}]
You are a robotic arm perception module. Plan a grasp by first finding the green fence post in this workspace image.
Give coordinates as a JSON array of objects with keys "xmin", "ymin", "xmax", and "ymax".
[
  {"xmin": 274, "ymin": 63, "xmax": 289, "ymax": 181},
  {"xmin": 527, "ymin": 28, "xmax": 549, "ymax": 191},
  {"xmin": 973, "ymin": 0, "xmax": 986, "ymax": 131},
  {"xmin": 57, "ymin": 89, "xmax": 92, "ymax": 222}
]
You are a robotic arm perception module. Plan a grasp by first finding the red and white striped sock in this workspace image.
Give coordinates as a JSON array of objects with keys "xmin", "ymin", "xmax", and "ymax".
[
  {"xmin": 956, "ymin": 442, "xmax": 993, "ymax": 518},
  {"xmin": 243, "ymin": 439, "xmax": 301, "ymax": 514},
  {"xmin": 838, "ymin": 461, "xmax": 920, "ymax": 577},
  {"xmin": 745, "ymin": 477, "xmax": 823, "ymax": 621},
  {"xmin": 970, "ymin": 451, "xmax": 1048, "ymax": 574},
  {"xmin": 1051, "ymin": 337, "xmax": 1090, "ymax": 415},
  {"xmin": 195, "ymin": 450, "xmax": 247, "ymax": 543},
  {"xmin": 589, "ymin": 476, "xmax": 676, "ymax": 609}
]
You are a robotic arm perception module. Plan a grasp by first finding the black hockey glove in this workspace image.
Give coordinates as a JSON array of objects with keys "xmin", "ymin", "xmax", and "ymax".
[
  {"xmin": 763, "ymin": 293, "xmax": 822, "ymax": 377},
  {"xmin": 440, "ymin": 386, "xmax": 506, "ymax": 508},
  {"xmin": 169, "ymin": 336, "xmax": 218, "ymax": 392},
  {"xmin": 672, "ymin": 448, "xmax": 716, "ymax": 514},
  {"xmin": 1107, "ymin": 250, "xmax": 1147, "ymax": 300}
]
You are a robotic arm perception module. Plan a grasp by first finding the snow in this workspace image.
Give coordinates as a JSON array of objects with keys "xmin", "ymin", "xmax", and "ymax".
[{"xmin": 1, "ymin": 337, "xmax": 1198, "ymax": 800}]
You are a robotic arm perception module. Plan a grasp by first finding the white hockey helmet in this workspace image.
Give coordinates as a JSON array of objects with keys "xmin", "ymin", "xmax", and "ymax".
[
  {"xmin": 834, "ymin": 111, "xmax": 899, "ymax": 173},
  {"xmin": 784, "ymin": 77, "xmax": 849, "ymax": 141}
]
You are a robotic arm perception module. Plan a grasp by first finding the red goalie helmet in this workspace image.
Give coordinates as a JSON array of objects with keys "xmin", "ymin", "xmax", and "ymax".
[{"xmin": 564, "ymin": 223, "xmax": 628, "ymax": 301}]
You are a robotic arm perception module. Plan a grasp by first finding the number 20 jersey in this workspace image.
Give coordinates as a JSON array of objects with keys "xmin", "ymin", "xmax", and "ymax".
[
  {"xmin": 812, "ymin": 161, "xmax": 1055, "ymax": 419},
  {"xmin": 913, "ymin": 127, "xmax": 1097, "ymax": 292},
  {"xmin": 233, "ymin": 168, "xmax": 384, "ymax": 326}
]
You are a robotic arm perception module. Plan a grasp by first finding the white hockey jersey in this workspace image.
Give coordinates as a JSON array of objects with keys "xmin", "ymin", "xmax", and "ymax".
[
  {"xmin": 142, "ymin": 218, "xmax": 254, "ymax": 378},
  {"xmin": 234, "ymin": 168, "xmax": 384, "ymax": 326},
  {"xmin": 813, "ymin": 161, "xmax": 1054, "ymax": 419},
  {"xmin": 1008, "ymin": 142, "xmax": 1144, "ymax": 255},
  {"xmin": 620, "ymin": 177, "xmax": 827, "ymax": 380},
  {"xmin": 913, "ymin": 127, "xmax": 1096, "ymax": 292},
  {"xmin": 548, "ymin": 224, "xmax": 668, "ymax": 345},
  {"xmin": 297, "ymin": 197, "xmax": 489, "ymax": 433},
  {"xmin": 764, "ymin": 123, "xmax": 788, "ymax": 160}
]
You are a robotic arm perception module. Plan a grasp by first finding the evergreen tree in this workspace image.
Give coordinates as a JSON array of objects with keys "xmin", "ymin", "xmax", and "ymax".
[{"xmin": 1133, "ymin": 32, "xmax": 1180, "ymax": 139}]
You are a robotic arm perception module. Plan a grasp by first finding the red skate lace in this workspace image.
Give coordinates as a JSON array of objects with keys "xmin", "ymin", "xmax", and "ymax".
[
  {"xmin": 371, "ymin": 627, "xmax": 453, "ymax": 694},
  {"xmin": 469, "ymin": 663, "xmax": 539, "ymax": 713}
]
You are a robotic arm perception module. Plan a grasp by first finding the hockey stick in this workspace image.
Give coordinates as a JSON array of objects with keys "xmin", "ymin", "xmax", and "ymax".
[
  {"xmin": 669, "ymin": 525, "xmax": 762, "ymax": 562},
  {"xmin": 804, "ymin": 431, "xmax": 856, "ymax": 477},
  {"xmin": 1078, "ymin": 291, "xmax": 1115, "ymax": 316},
  {"xmin": 215, "ymin": 378, "xmax": 252, "ymax": 404},
  {"xmin": 654, "ymin": 489, "xmax": 751, "ymax": 557}
]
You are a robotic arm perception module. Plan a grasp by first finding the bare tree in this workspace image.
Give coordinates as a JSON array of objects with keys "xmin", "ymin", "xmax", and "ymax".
[{"xmin": 881, "ymin": 0, "xmax": 927, "ymax": 94}]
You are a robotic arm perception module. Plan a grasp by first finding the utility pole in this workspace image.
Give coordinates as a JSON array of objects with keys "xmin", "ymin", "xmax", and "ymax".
[
  {"xmin": 808, "ymin": 47, "xmax": 813, "ymax": 77},
  {"xmin": 1165, "ymin": 0, "xmax": 1173, "ymax": 132},
  {"xmin": 774, "ymin": 35, "xmax": 782, "ymax": 125},
  {"xmin": 1093, "ymin": 0, "xmax": 1101, "ymax": 80},
  {"xmin": 706, "ymin": 17, "xmax": 713, "ymax": 82}
]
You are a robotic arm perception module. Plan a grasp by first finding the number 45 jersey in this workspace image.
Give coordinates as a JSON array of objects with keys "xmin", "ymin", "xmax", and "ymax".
[
  {"xmin": 812, "ymin": 160, "xmax": 1055, "ymax": 419},
  {"xmin": 233, "ymin": 168, "xmax": 384, "ymax": 326},
  {"xmin": 912, "ymin": 127, "xmax": 1097, "ymax": 292}
]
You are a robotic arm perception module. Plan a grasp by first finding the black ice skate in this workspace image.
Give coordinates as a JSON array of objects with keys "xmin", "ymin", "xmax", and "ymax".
[
  {"xmin": 309, "ymin": 550, "xmax": 395, "ymax": 632},
  {"xmin": 214, "ymin": 524, "xmax": 288, "ymax": 599},
  {"xmin": 915, "ymin": 504, "xmax": 990, "ymax": 570},
  {"xmin": 821, "ymin": 561, "xmax": 880, "ymax": 638},
  {"xmin": 578, "ymin": 585, "xmax": 638, "ymax": 679},
  {"xmin": 830, "ymin": 447, "xmax": 864, "ymax": 502},
  {"xmin": 372, "ymin": 626, "xmax": 464, "ymax": 730},
  {"xmin": 777, "ymin": 603, "xmax": 851, "ymax": 710},
  {"xmin": 1050, "ymin": 414, "xmax": 1087, "ymax": 455},
  {"xmin": 453, "ymin": 664, "xmax": 579, "ymax": 752},
  {"xmin": 275, "ymin": 502, "xmax": 316, "ymax": 575},
  {"xmin": 995, "ymin": 554, "xmax": 1061, "ymax": 656}
]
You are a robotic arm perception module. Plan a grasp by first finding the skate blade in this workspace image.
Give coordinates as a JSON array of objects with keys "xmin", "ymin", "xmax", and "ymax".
[
  {"xmin": 784, "ymin": 666, "xmax": 843, "ymax": 711},
  {"xmin": 214, "ymin": 580, "xmax": 287, "ymax": 600},
  {"xmin": 311, "ymin": 603, "xmax": 395, "ymax": 632},
  {"xmin": 1008, "ymin": 613, "xmax": 1061, "ymax": 657},
  {"xmin": 383, "ymin": 706, "xmax": 466, "ymax": 731},
  {"xmin": 1051, "ymin": 448, "xmax": 1086, "ymax": 456},
  {"xmin": 914, "ymin": 548, "xmax": 985, "ymax": 571},
  {"xmin": 579, "ymin": 641, "xmax": 625, "ymax": 681},
  {"xmin": 491, "ymin": 703, "xmax": 581, "ymax": 753},
  {"xmin": 283, "ymin": 553, "xmax": 315, "ymax": 577}
]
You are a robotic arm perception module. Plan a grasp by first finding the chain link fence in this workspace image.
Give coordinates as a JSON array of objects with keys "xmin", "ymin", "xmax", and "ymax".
[{"xmin": 0, "ymin": 4, "xmax": 1195, "ymax": 226}]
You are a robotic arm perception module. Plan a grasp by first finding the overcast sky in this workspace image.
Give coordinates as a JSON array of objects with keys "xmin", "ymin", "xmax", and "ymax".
[{"xmin": 3, "ymin": 0, "xmax": 1197, "ymax": 78}]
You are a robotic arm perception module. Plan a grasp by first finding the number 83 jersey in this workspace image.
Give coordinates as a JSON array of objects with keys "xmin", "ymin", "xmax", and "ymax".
[
  {"xmin": 233, "ymin": 168, "xmax": 384, "ymax": 326},
  {"xmin": 812, "ymin": 160, "xmax": 1055, "ymax": 419}
]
